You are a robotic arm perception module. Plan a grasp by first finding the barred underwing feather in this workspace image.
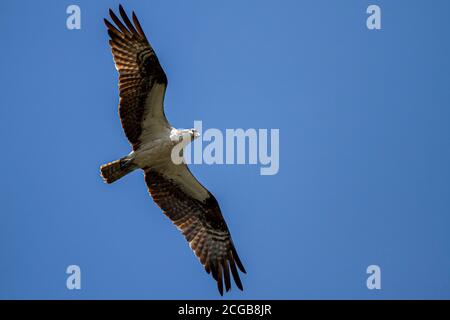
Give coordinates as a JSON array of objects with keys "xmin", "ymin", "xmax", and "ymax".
[
  {"xmin": 104, "ymin": 5, "xmax": 168, "ymax": 150},
  {"xmin": 144, "ymin": 169, "xmax": 246, "ymax": 295}
]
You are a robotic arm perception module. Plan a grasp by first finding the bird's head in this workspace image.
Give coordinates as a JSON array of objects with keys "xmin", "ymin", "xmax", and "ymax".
[
  {"xmin": 190, "ymin": 128, "xmax": 200, "ymax": 140},
  {"xmin": 171, "ymin": 128, "xmax": 200, "ymax": 145}
]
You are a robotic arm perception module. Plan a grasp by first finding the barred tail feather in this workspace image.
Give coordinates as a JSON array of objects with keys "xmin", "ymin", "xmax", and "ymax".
[{"xmin": 100, "ymin": 157, "xmax": 136, "ymax": 184}]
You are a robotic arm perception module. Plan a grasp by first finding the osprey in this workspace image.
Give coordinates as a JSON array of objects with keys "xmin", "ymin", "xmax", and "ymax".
[{"xmin": 100, "ymin": 6, "xmax": 246, "ymax": 295}]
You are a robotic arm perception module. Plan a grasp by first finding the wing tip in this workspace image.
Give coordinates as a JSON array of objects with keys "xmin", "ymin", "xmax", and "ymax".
[
  {"xmin": 119, "ymin": 4, "xmax": 126, "ymax": 17},
  {"xmin": 217, "ymin": 281, "xmax": 224, "ymax": 296},
  {"xmin": 106, "ymin": 5, "xmax": 148, "ymax": 42},
  {"xmin": 132, "ymin": 11, "xmax": 148, "ymax": 41},
  {"xmin": 213, "ymin": 257, "xmax": 245, "ymax": 294},
  {"xmin": 229, "ymin": 256, "xmax": 244, "ymax": 292},
  {"xmin": 232, "ymin": 245, "xmax": 247, "ymax": 274}
]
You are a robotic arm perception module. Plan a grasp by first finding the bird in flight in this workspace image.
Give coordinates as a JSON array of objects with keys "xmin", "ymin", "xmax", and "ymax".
[{"xmin": 100, "ymin": 5, "xmax": 246, "ymax": 295}]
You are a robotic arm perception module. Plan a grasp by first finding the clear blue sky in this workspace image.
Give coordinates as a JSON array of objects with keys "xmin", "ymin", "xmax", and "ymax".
[{"xmin": 1, "ymin": 0, "xmax": 450, "ymax": 299}]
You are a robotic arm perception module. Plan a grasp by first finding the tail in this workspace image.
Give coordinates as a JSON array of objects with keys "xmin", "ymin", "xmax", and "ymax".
[{"xmin": 100, "ymin": 156, "xmax": 137, "ymax": 184}]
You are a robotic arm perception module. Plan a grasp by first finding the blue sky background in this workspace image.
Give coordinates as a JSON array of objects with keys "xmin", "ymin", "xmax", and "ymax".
[{"xmin": 1, "ymin": 0, "xmax": 450, "ymax": 299}]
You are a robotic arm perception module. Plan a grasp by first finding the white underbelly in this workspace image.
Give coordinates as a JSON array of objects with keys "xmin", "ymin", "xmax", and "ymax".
[{"xmin": 133, "ymin": 138, "xmax": 173, "ymax": 170}]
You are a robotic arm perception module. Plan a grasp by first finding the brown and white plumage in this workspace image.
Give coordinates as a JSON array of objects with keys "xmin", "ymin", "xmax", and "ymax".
[
  {"xmin": 104, "ymin": 6, "xmax": 169, "ymax": 151},
  {"xmin": 101, "ymin": 5, "xmax": 246, "ymax": 295}
]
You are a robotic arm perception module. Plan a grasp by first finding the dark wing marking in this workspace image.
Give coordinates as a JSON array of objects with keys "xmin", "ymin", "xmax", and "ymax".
[
  {"xmin": 105, "ymin": 5, "xmax": 168, "ymax": 150},
  {"xmin": 144, "ymin": 168, "xmax": 246, "ymax": 295}
]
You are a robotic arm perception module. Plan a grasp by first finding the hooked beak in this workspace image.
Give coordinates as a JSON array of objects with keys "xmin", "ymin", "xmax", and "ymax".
[{"xmin": 193, "ymin": 130, "xmax": 200, "ymax": 139}]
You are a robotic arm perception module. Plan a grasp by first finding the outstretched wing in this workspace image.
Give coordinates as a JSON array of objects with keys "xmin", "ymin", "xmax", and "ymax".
[
  {"xmin": 105, "ymin": 6, "xmax": 170, "ymax": 150},
  {"xmin": 144, "ymin": 165, "xmax": 246, "ymax": 295}
]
